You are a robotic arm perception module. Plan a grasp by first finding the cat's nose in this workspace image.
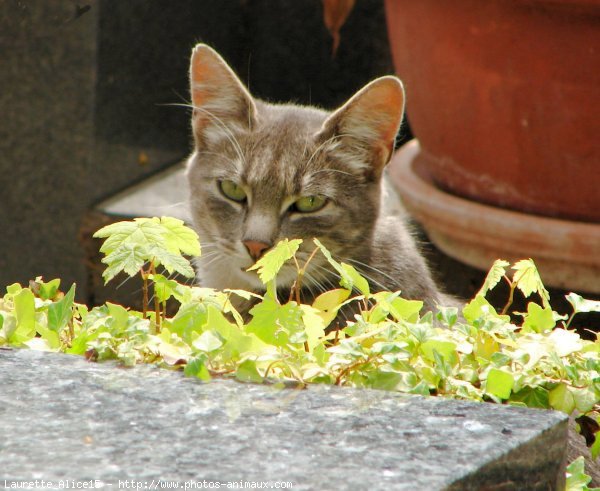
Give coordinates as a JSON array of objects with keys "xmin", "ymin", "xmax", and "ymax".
[{"xmin": 243, "ymin": 240, "xmax": 270, "ymax": 261}]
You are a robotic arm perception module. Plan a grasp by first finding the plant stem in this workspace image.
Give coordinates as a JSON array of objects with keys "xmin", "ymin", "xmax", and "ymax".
[
  {"xmin": 564, "ymin": 311, "xmax": 576, "ymax": 329},
  {"xmin": 141, "ymin": 268, "xmax": 149, "ymax": 317},
  {"xmin": 501, "ymin": 276, "xmax": 516, "ymax": 315},
  {"xmin": 150, "ymin": 261, "xmax": 161, "ymax": 333}
]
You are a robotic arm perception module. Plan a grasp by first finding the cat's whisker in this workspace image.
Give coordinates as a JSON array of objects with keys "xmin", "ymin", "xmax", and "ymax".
[{"xmin": 342, "ymin": 257, "xmax": 398, "ymax": 291}]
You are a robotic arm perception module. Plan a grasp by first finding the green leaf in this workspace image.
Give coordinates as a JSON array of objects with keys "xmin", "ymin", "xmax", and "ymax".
[
  {"xmin": 485, "ymin": 368, "xmax": 514, "ymax": 400},
  {"xmin": 548, "ymin": 328, "xmax": 583, "ymax": 357},
  {"xmin": 12, "ymin": 288, "xmax": 36, "ymax": 343},
  {"xmin": 510, "ymin": 386, "xmax": 549, "ymax": 409},
  {"xmin": 192, "ymin": 329, "xmax": 223, "ymax": 353},
  {"xmin": 566, "ymin": 293, "xmax": 600, "ymax": 314},
  {"xmin": 521, "ymin": 302, "xmax": 555, "ymax": 333},
  {"xmin": 420, "ymin": 339, "xmax": 458, "ymax": 366},
  {"xmin": 236, "ymin": 359, "xmax": 263, "ymax": 383},
  {"xmin": 477, "ymin": 259, "xmax": 510, "ymax": 297},
  {"xmin": 570, "ymin": 387, "xmax": 598, "ymax": 413},
  {"xmin": 299, "ymin": 304, "xmax": 326, "ymax": 352},
  {"xmin": 313, "ymin": 238, "xmax": 370, "ymax": 296},
  {"xmin": 566, "ymin": 456, "xmax": 596, "ymax": 491},
  {"xmin": 246, "ymin": 296, "xmax": 303, "ymax": 347},
  {"xmin": 34, "ymin": 325, "xmax": 60, "ymax": 350},
  {"xmin": 158, "ymin": 216, "xmax": 201, "ymax": 256},
  {"xmin": 151, "ymin": 274, "xmax": 180, "ymax": 303},
  {"xmin": 591, "ymin": 433, "xmax": 600, "ymax": 461},
  {"xmin": 47, "ymin": 284, "xmax": 76, "ymax": 332},
  {"xmin": 94, "ymin": 218, "xmax": 164, "ymax": 254},
  {"xmin": 549, "ymin": 383, "xmax": 575, "ymax": 414},
  {"xmin": 247, "ymin": 238, "xmax": 302, "ymax": 284},
  {"xmin": 36, "ymin": 278, "xmax": 61, "ymax": 301},
  {"xmin": 512, "ymin": 259, "xmax": 550, "ymax": 308},
  {"xmin": 206, "ymin": 306, "xmax": 266, "ymax": 359},
  {"xmin": 436, "ymin": 306, "xmax": 458, "ymax": 327},
  {"xmin": 368, "ymin": 370, "xmax": 403, "ymax": 391},
  {"xmin": 390, "ymin": 297, "xmax": 423, "ymax": 323},
  {"xmin": 149, "ymin": 245, "xmax": 195, "ymax": 278},
  {"xmin": 95, "ymin": 217, "xmax": 199, "ymax": 283},
  {"xmin": 6, "ymin": 283, "xmax": 22, "ymax": 295},
  {"xmin": 184, "ymin": 356, "xmax": 211, "ymax": 381},
  {"xmin": 463, "ymin": 295, "xmax": 508, "ymax": 324},
  {"xmin": 101, "ymin": 244, "xmax": 148, "ymax": 283},
  {"xmin": 341, "ymin": 263, "xmax": 370, "ymax": 297},
  {"xmin": 312, "ymin": 288, "xmax": 351, "ymax": 326}
]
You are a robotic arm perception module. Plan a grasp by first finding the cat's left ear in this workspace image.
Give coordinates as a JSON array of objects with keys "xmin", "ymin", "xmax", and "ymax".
[
  {"xmin": 189, "ymin": 44, "xmax": 257, "ymax": 145},
  {"xmin": 318, "ymin": 76, "xmax": 405, "ymax": 179}
]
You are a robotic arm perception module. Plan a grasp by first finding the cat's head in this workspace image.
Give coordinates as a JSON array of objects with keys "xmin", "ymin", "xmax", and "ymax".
[{"xmin": 186, "ymin": 44, "xmax": 404, "ymax": 292}]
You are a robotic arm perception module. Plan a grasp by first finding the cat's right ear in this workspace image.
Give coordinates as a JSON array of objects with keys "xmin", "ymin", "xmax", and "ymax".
[{"xmin": 189, "ymin": 44, "xmax": 257, "ymax": 145}]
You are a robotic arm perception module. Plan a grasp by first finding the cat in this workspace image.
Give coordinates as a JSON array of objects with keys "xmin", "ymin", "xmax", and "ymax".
[{"xmin": 185, "ymin": 43, "xmax": 451, "ymax": 323}]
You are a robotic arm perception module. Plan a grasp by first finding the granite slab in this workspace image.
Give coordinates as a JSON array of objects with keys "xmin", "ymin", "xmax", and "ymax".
[{"xmin": 0, "ymin": 349, "xmax": 567, "ymax": 490}]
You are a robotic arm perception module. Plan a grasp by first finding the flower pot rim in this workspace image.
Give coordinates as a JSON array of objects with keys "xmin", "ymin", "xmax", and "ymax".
[{"xmin": 388, "ymin": 140, "xmax": 600, "ymax": 293}]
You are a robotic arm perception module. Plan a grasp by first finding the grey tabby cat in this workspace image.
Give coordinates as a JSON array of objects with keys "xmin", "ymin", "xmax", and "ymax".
[{"xmin": 186, "ymin": 44, "xmax": 449, "ymax": 321}]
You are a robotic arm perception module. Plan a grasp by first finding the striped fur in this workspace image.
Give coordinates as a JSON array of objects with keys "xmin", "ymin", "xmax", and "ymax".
[{"xmin": 186, "ymin": 44, "xmax": 447, "ymax": 319}]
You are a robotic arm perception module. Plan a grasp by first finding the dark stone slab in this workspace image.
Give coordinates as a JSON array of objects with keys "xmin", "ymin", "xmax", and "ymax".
[{"xmin": 0, "ymin": 349, "xmax": 567, "ymax": 490}]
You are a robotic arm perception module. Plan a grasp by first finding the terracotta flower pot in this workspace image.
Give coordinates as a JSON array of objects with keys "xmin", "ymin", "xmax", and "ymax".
[
  {"xmin": 389, "ymin": 141, "xmax": 600, "ymax": 293},
  {"xmin": 384, "ymin": 0, "xmax": 600, "ymax": 292},
  {"xmin": 385, "ymin": 0, "xmax": 599, "ymax": 222}
]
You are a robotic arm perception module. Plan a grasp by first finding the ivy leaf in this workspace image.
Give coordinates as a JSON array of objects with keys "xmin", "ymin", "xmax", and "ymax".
[
  {"xmin": 151, "ymin": 274, "xmax": 180, "ymax": 303},
  {"xmin": 246, "ymin": 297, "xmax": 303, "ymax": 347},
  {"xmin": 390, "ymin": 297, "xmax": 423, "ymax": 323},
  {"xmin": 247, "ymin": 238, "xmax": 302, "ymax": 284},
  {"xmin": 463, "ymin": 295, "xmax": 507, "ymax": 324},
  {"xmin": 486, "ymin": 368, "xmax": 514, "ymax": 400},
  {"xmin": 341, "ymin": 263, "xmax": 370, "ymax": 297},
  {"xmin": 236, "ymin": 359, "xmax": 263, "ymax": 383},
  {"xmin": 313, "ymin": 239, "xmax": 370, "ymax": 296},
  {"xmin": 47, "ymin": 284, "xmax": 76, "ymax": 333},
  {"xmin": 368, "ymin": 370, "xmax": 403, "ymax": 391},
  {"xmin": 299, "ymin": 304, "xmax": 326, "ymax": 352},
  {"xmin": 570, "ymin": 387, "xmax": 598, "ymax": 413},
  {"xmin": 312, "ymin": 288, "xmax": 351, "ymax": 326},
  {"xmin": 549, "ymin": 383, "xmax": 576, "ymax": 414},
  {"xmin": 192, "ymin": 329, "xmax": 223, "ymax": 353},
  {"xmin": 521, "ymin": 302, "xmax": 555, "ymax": 333},
  {"xmin": 477, "ymin": 259, "xmax": 510, "ymax": 297},
  {"xmin": 12, "ymin": 288, "xmax": 36, "ymax": 344},
  {"xmin": 184, "ymin": 356, "xmax": 211, "ymax": 381},
  {"xmin": 512, "ymin": 259, "xmax": 550, "ymax": 308},
  {"xmin": 566, "ymin": 293, "xmax": 600, "ymax": 314},
  {"xmin": 34, "ymin": 278, "xmax": 61, "ymax": 301},
  {"xmin": 158, "ymin": 216, "xmax": 201, "ymax": 256},
  {"xmin": 420, "ymin": 339, "xmax": 458, "ymax": 366},
  {"xmin": 206, "ymin": 306, "xmax": 266, "ymax": 359},
  {"xmin": 510, "ymin": 387, "xmax": 549, "ymax": 409},
  {"xmin": 548, "ymin": 329, "xmax": 583, "ymax": 357},
  {"xmin": 566, "ymin": 456, "xmax": 596, "ymax": 491}
]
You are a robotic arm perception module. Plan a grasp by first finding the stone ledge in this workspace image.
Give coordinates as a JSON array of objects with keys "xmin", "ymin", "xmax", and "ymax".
[{"xmin": 0, "ymin": 349, "xmax": 567, "ymax": 490}]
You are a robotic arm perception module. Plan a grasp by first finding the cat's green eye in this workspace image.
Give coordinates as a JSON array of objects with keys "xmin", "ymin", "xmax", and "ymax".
[
  {"xmin": 293, "ymin": 195, "xmax": 327, "ymax": 213},
  {"xmin": 219, "ymin": 180, "xmax": 247, "ymax": 202}
]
